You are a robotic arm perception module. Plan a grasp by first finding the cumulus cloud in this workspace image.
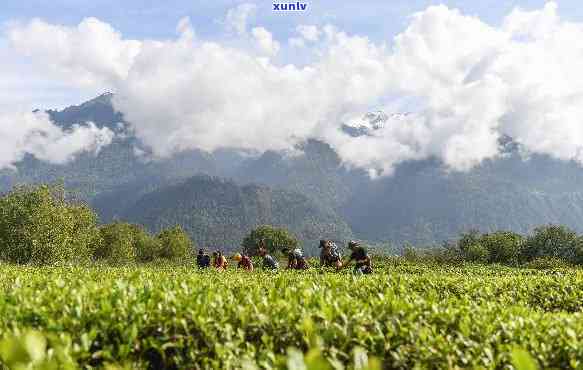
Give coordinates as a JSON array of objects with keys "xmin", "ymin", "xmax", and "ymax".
[
  {"xmin": 0, "ymin": 111, "xmax": 114, "ymax": 169},
  {"xmin": 251, "ymin": 27, "xmax": 280, "ymax": 56},
  {"xmin": 288, "ymin": 37, "xmax": 305, "ymax": 48},
  {"xmin": 224, "ymin": 3, "xmax": 257, "ymax": 35},
  {"xmin": 7, "ymin": 1, "xmax": 583, "ymax": 176},
  {"xmin": 7, "ymin": 17, "xmax": 141, "ymax": 87},
  {"xmin": 297, "ymin": 25, "xmax": 320, "ymax": 42}
]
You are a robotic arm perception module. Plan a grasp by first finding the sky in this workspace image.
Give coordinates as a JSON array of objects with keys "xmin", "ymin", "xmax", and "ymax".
[
  {"xmin": 3, "ymin": 0, "xmax": 583, "ymax": 177},
  {"xmin": 0, "ymin": 0, "xmax": 573, "ymax": 109}
]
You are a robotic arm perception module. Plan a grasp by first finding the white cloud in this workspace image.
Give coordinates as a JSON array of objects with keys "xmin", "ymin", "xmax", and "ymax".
[
  {"xmin": 8, "ymin": 1, "xmax": 583, "ymax": 176},
  {"xmin": 297, "ymin": 25, "xmax": 320, "ymax": 42},
  {"xmin": 0, "ymin": 111, "xmax": 114, "ymax": 169},
  {"xmin": 224, "ymin": 3, "xmax": 257, "ymax": 35},
  {"xmin": 288, "ymin": 37, "xmax": 305, "ymax": 48},
  {"xmin": 7, "ymin": 17, "xmax": 141, "ymax": 88},
  {"xmin": 251, "ymin": 27, "xmax": 280, "ymax": 56}
]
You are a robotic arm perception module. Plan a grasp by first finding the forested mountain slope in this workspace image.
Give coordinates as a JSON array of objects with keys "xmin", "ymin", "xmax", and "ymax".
[
  {"xmin": 5, "ymin": 94, "xmax": 583, "ymax": 250},
  {"xmin": 120, "ymin": 175, "xmax": 353, "ymax": 253}
]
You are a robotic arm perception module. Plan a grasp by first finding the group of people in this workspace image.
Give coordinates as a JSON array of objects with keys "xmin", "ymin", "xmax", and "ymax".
[{"xmin": 196, "ymin": 239, "xmax": 373, "ymax": 274}]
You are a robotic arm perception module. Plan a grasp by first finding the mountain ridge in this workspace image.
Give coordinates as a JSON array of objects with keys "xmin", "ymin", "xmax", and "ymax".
[{"xmin": 4, "ymin": 94, "xmax": 583, "ymax": 250}]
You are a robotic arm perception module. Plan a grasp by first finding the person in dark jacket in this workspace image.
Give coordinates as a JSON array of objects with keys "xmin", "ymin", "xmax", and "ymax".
[
  {"xmin": 258, "ymin": 245, "xmax": 279, "ymax": 270},
  {"xmin": 319, "ymin": 240, "xmax": 343, "ymax": 269},
  {"xmin": 345, "ymin": 241, "xmax": 372, "ymax": 274},
  {"xmin": 196, "ymin": 249, "xmax": 211, "ymax": 268}
]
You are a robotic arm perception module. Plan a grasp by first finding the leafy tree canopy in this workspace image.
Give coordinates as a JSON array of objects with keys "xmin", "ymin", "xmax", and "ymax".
[{"xmin": 242, "ymin": 225, "xmax": 299, "ymax": 256}]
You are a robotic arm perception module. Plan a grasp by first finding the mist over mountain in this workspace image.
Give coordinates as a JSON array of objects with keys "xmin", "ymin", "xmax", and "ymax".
[{"xmin": 4, "ymin": 94, "xmax": 583, "ymax": 250}]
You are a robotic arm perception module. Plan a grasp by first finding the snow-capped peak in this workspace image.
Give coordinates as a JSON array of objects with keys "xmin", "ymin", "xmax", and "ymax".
[{"xmin": 342, "ymin": 111, "xmax": 412, "ymax": 137}]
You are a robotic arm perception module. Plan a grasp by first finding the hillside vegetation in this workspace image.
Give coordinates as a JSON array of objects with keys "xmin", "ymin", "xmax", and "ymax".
[{"xmin": 118, "ymin": 175, "xmax": 353, "ymax": 253}]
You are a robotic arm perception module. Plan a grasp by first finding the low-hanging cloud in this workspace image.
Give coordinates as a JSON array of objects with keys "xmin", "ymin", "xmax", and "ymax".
[
  {"xmin": 0, "ymin": 111, "xmax": 114, "ymax": 169},
  {"xmin": 7, "ymin": 2, "xmax": 583, "ymax": 176}
]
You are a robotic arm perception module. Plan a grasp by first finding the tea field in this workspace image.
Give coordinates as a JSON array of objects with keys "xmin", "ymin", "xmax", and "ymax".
[{"xmin": 0, "ymin": 260, "xmax": 582, "ymax": 369}]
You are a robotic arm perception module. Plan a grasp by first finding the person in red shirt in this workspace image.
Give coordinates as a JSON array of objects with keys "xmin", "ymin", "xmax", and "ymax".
[
  {"xmin": 212, "ymin": 251, "xmax": 228, "ymax": 271},
  {"xmin": 233, "ymin": 253, "xmax": 254, "ymax": 272}
]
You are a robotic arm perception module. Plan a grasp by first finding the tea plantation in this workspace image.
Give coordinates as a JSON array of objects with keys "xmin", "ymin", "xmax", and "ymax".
[{"xmin": 0, "ymin": 260, "xmax": 581, "ymax": 369}]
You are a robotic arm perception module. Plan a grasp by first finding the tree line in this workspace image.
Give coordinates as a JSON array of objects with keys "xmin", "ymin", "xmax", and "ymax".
[
  {"xmin": 404, "ymin": 227, "xmax": 583, "ymax": 267},
  {"xmin": 0, "ymin": 184, "xmax": 300, "ymax": 265},
  {"xmin": 0, "ymin": 184, "xmax": 194, "ymax": 265},
  {"xmin": 2, "ymin": 183, "xmax": 583, "ymax": 267}
]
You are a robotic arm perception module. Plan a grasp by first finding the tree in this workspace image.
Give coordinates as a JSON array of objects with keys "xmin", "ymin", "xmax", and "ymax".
[
  {"xmin": 458, "ymin": 230, "xmax": 482, "ymax": 253},
  {"xmin": 480, "ymin": 231, "xmax": 523, "ymax": 264},
  {"xmin": 242, "ymin": 225, "xmax": 299, "ymax": 255},
  {"xmin": 96, "ymin": 223, "xmax": 141, "ymax": 264},
  {"xmin": 522, "ymin": 225, "xmax": 580, "ymax": 262},
  {"xmin": 0, "ymin": 184, "xmax": 99, "ymax": 265},
  {"xmin": 156, "ymin": 226, "xmax": 194, "ymax": 263},
  {"xmin": 464, "ymin": 244, "xmax": 489, "ymax": 263},
  {"xmin": 133, "ymin": 226, "xmax": 161, "ymax": 263}
]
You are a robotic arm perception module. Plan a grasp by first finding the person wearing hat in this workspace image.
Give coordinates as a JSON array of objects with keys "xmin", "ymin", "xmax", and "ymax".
[
  {"xmin": 233, "ymin": 253, "xmax": 254, "ymax": 272},
  {"xmin": 345, "ymin": 241, "xmax": 372, "ymax": 274},
  {"xmin": 282, "ymin": 247, "xmax": 309, "ymax": 270}
]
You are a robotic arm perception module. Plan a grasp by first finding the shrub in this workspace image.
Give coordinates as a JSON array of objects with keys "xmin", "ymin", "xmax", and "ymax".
[
  {"xmin": 525, "ymin": 256, "xmax": 571, "ymax": 270},
  {"xmin": 522, "ymin": 225, "xmax": 581, "ymax": 262},
  {"xmin": 96, "ymin": 223, "xmax": 142, "ymax": 264},
  {"xmin": 134, "ymin": 228, "xmax": 161, "ymax": 263},
  {"xmin": 458, "ymin": 230, "xmax": 482, "ymax": 253},
  {"xmin": 242, "ymin": 225, "xmax": 299, "ymax": 255},
  {"xmin": 0, "ymin": 184, "xmax": 99, "ymax": 265},
  {"xmin": 481, "ymin": 231, "xmax": 523, "ymax": 264},
  {"xmin": 156, "ymin": 226, "xmax": 194, "ymax": 263},
  {"xmin": 464, "ymin": 244, "xmax": 489, "ymax": 263},
  {"xmin": 96, "ymin": 223, "xmax": 194, "ymax": 264}
]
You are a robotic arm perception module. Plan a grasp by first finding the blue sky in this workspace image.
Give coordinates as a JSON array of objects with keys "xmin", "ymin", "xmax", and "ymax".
[
  {"xmin": 0, "ymin": 0, "xmax": 579, "ymax": 110},
  {"xmin": 2, "ymin": 0, "xmax": 575, "ymax": 42}
]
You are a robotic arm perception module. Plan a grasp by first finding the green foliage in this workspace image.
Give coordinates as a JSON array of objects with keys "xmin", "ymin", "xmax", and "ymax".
[
  {"xmin": 97, "ymin": 223, "xmax": 195, "ymax": 264},
  {"xmin": 524, "ymin": 256, "xmax": 571, "ymax": 270},
  {"xmin": 119, "ymin": 175, "xmax": 352, "ymax": 255},
  {"xmin": 458, "ymin": 229, "xmax": 482, "ymax": 253},
  {"xmin": 0, "ymin": 331, "xmax": 76, "ymax": 370},
  {"xmin": 456, "ymin": 230, "xmax": 523, "ymax": 264},
  {"xmin": 463, "ymin": 243, "xmax": 489, "ymax": 263},
  {"xmin": 242, "ymin": 225, "xmax": 299, "ymax": 255},
  {"xmin": 522, "ymin": 225, "xmax": 582, "ymax": 262},
  {"xmin": 156, "ymin": 226, "xmax": 194, "ymax": 263},
  {"xmin": 481, "ymin": 231, "xmax": 523, "ymax": 264},
  {"xmin": 0, "ymin": 184, "xmax": 100, "ymax": 265},
  {"xmin": 133, "ymin": 227, "xmax": 162, "ymax": 264},
  {"xmin": 95, "ymin": 223, "xmax": 141, "ymax": 264},
  {"xmin": 0, "ymin": 262, "xmax": 583, "ymax": 369},
  {"xmin": 511, "ymin": 348, "xmax": 539, "ymax": 370}
]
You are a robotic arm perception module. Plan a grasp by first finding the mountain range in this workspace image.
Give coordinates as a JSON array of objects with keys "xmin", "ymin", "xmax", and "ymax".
[{"xmin": 3, "ymin": 93, "xmax": 583, "ymax": 253}]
